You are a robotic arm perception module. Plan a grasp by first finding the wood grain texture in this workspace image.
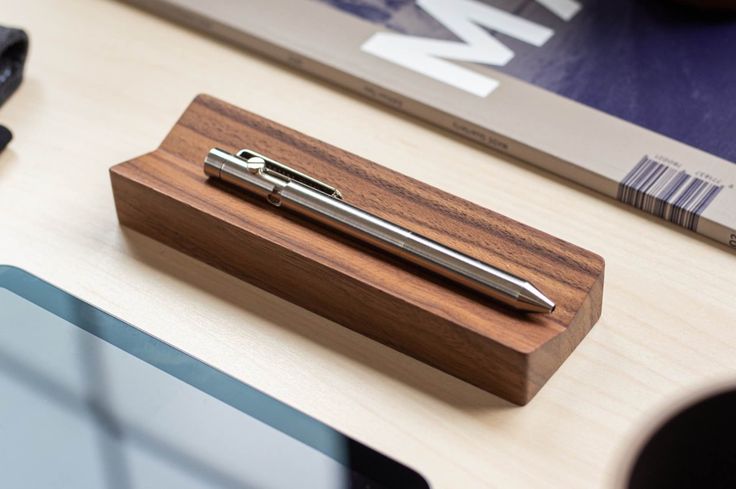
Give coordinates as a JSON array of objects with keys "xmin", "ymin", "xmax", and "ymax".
[{"xmin": 110, "ymin": 95, "xmax": 604, "ymax": 404}]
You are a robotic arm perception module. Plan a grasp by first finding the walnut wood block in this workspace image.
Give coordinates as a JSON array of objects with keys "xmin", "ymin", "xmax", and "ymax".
[{"xmin": 110, "ymin": 94, "xmax": 604, "ymax": 405}]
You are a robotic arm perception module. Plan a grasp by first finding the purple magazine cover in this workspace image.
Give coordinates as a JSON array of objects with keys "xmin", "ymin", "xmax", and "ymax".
[{"xmin": 318, "ymin": 0, "xmax": 736, "ymax": 166}]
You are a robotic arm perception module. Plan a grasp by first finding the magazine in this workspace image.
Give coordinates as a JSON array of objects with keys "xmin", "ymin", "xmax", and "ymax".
[{"xmin": 126, "ymin": 0, "xmax": 736, "ymax": 248}]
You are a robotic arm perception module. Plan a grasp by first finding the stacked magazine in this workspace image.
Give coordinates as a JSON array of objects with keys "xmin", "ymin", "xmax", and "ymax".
[{"xmin": 128, "ymin": 0, "xmax": 736, "ymax": 248}]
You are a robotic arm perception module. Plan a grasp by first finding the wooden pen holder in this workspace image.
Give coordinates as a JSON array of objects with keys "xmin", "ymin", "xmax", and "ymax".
[{"xmin": 110, "ymin": 95, "xmax": 604, "ymax": 405}]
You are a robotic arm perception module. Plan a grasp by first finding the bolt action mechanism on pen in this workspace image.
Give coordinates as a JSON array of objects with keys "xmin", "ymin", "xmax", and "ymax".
[
  {"xmin": 204, "ymin": 148, "xmax": 556, "ymax": 314},
  {"xmin": 204, "ymin": 148, "xmax": 342, "ymax": 203}
]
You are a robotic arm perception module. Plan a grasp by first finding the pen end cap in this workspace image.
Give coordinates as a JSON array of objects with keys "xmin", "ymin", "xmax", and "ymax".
[{"xmin": 204, "ymin": 148, "xmax": 227, "ymax": 178}]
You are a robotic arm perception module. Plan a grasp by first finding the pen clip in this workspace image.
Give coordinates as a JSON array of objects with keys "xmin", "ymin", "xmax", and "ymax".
[{"xmin": 236, "ymin": 149, "xmax": 343, "ymax": 200}]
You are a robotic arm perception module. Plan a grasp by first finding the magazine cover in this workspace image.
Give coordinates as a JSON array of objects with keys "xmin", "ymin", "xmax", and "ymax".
[{"xmin": 125, "ymin": 0, "xmax": 736, "ymax": 248}]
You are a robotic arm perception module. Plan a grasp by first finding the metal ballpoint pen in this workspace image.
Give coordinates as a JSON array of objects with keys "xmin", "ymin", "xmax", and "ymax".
[{"xmin": 204, "ymin": 148, "xmax": 556, "ymax": 313}]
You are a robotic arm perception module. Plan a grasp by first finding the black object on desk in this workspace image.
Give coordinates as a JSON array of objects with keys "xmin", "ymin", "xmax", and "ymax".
[
  {"xmin": 628, "ymin": 388, "xmax": 736, "ymax": 488},
  {"xmin": 0, "ymin": 124, "xmax": 10, "ymax": 152},
  {"xmin": 0, "ymin": 25, "xmax": 28, "ymax": 153},
  {"xmin": 0, "ymin": 25, "xmax": 28, "ymax": 107}
]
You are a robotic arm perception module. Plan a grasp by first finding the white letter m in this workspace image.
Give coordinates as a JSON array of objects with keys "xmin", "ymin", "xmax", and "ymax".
[{"xmin": 361, "ymin": 0, "xmax": 555, "ymax": 97}]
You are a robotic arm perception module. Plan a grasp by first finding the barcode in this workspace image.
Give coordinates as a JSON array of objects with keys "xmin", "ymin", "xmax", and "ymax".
[{"xmin": 617, "ymin": 156, "xmax": 723, "ymax": 231}]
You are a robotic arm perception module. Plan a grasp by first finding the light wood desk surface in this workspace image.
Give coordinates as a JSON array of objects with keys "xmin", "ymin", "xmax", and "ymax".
[{"xmin": 2, "ymin": 1, "xmax": 735, "ymax": 487}]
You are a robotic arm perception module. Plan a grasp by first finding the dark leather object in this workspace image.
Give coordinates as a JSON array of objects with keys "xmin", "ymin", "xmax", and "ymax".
[
  {"xmin": 0, "ymin": 124, "xmax": 11, "ymax": 151},
  {"xmin": 0, "ymin": 25, "xmax": 29, "ymax": 108}
]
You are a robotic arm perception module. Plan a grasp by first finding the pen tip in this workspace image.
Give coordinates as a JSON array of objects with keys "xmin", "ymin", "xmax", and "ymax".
[{"xmin": 518, "ymin": 283, "xmax": 556, "ymax": 314}]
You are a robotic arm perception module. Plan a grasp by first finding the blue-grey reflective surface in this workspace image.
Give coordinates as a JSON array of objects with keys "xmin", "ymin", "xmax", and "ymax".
[{"xmin": 0, "ymin": 266, "xmax": 423, "ymax": 489}]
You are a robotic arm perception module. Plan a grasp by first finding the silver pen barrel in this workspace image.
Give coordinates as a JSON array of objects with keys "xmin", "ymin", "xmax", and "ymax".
[
  {"xmin": 205, "ymin": 148, "xmax": 555, "ymax": 313},
  {"xmin": 279, "ymin": 182, "xmax": 554, "ymax": 313}
]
